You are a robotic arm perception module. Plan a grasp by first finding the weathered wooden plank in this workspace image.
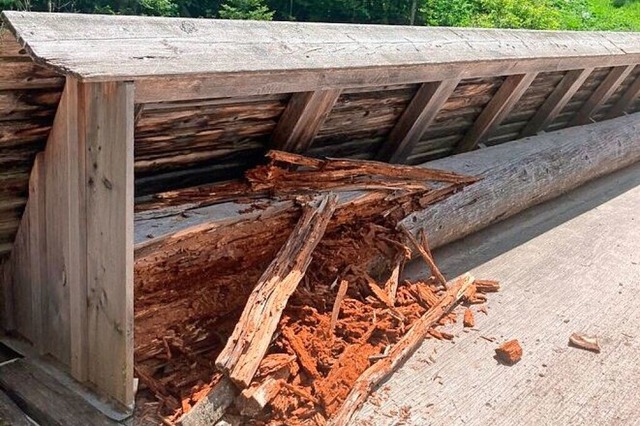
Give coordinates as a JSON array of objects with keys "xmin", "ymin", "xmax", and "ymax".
[
  {"xmin": 520, "ymin": 68, "xmax": 593, "ymax": 137},
  {"xmin": 455, "ymin": 73, "xmax": 537, "ymax": 153},
  {"xmin": 5, "ymin": 11, "xmax": 640, "ymax": 97},
  {"xmin": 570, "ymin": 65, "xmax": 635, "ymax": 126},
  {"xmin": 270, "ymin": 89, "xmax": 340, "ymax": 153},
  {"xmin": 134, "ymin": 56, "xmax": 640, "ymax": 103},
  {"xmin": 606, "ymin": 71, "xmax": 640, "ymax": 119},
  {"xmin": 42, "ymin": 80, "xmax": 79, "ymax": 367},
  {"xmin": 83, "ymin": 81, "xmax": 135, "ymax": 408},
  {"xmin": 0, "ymin": 359, "xmax": 118, "ymax": 426},
  {"xmin": 8, "ymin": 153, "xmax": 46, "ymax": 352},
  {"xmin": 377, "ymin": 79, "xmax": 459, "ymax": 163},
  {"xmin": 0, "ymin": 388, "xmax": 30, "ymax": 426}
]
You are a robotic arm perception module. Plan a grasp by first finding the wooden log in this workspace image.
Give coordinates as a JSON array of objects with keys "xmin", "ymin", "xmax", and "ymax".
[
  {"xmin": 328, "ymin": 273, "xmax": 474, "ymax": 426},
  {"xmin": 570, "ymin": 65, "xmax": 635, "ymax": 126},
  {"xmin": 455, "ymin": 73, "xmax": 538, "ymax": 153},
  {"xmin": 402, "ymin": 113, "xmax": 640, "ymax": 250},
  {"xmin": 216, "ymin": 194, "xmax": 338, "ymax": 387}
]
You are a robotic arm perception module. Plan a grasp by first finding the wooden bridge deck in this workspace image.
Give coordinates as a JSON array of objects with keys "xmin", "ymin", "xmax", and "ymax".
[{"xmin": 355, "ymin": 161, "xmax": 640, "ymax": 425}]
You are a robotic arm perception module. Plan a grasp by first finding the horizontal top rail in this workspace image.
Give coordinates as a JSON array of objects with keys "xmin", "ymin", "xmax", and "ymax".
[{"xmin": 3, "ymin": 11, "xmax": 640, "ymax": 87}]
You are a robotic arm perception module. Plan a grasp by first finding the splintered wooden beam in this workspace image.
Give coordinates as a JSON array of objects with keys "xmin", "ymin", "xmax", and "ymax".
[
  {"xmin": 216, "ymin": 194, "xmax": 338, "ymax": 387},
  {"xmin": 606, "ymin": 70, "xmax": 640, "ymax": 119},
  {"xmin": 520, "ymin": 68, "xmax": 593, "ymax": 137},
  {"xmin": 455, "ymin": 73, "xmax": 537, "ymax": 153},
  {"xmin": 377, "ymin": 79, "xmax": 459, "ymax": 163},
  {"xmin": 329, "ymin": 273, "xmax": 475, "ymax": 426},
  {"xmin": 570, "ymin": 65, "xmax": 635, "ymax": 126},
  {"xmin": 270, "ymin": 89, "xmax": 341, "ymax": 153}
]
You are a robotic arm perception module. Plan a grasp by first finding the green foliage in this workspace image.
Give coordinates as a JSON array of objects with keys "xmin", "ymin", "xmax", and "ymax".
[
  {"xmin": 1, "ymin": 0, "xmax": 640, "ymax": 32},
  {"xmin": 421, "ymin": 0, "xmax": 563, "ymax": 29},
  {"xmin": 219, "ymin": 0, "xmax": 274, "ymax": 19}
]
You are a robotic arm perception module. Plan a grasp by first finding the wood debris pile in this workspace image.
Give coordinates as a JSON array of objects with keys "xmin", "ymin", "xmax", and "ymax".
[{"xmin": 133, "ymin": 151, "xmax": 500, "ymax": 425}]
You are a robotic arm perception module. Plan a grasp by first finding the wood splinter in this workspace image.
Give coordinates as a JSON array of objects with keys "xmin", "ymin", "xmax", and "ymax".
[
  {"xmin": 399, "ymin": 225, "xmax": 447, "ymax": 288},
  {"xmin": 329, "ymin": 279, "xmax": 349, "ymax": 334},
  {"xmin": 569, "ymin": 333, "xmax": 601, "ymax": 353},
  {"xmin": 216, "ymin": 193, "xmax": 338, "ymax": 387},
  {"xmin": 328, "ymin": 273, "xmax": 474, "ymax": 426}
]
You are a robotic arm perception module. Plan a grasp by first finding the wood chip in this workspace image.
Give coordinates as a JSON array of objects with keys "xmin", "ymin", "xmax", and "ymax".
[
  {"xmin": 474, "ymin": 279, "xmax": 501, "ymax": 293},
  {"xmin": 569, "ymin": 333, "xmax": 601, "ymax": 353},
  {"xmin": 463, "ymin": 309, "xmax": 475, "ymax": 328},
  {"xmin": 495, "ymin": 339, "xmax": 523, "ymax": 365},
  {"xmin": 328, "ymin": 273, "xmax": 475, "ymax": 426},
  {"xmin": 399, "ymin": 224, "xmax": 447, "ymax": 288}
]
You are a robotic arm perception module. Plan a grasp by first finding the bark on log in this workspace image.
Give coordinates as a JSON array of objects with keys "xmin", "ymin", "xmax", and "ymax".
[
  {"xmin": 216, "ymin": 194, "xmax": 338, "ymax": 387},
  {"xmin": 401, "ymin": 114, "xmax": 640, "ymax": 249}
]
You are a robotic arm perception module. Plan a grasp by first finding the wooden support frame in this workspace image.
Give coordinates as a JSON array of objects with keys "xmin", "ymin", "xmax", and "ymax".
[
  {"xmin": 82, "ymin": 80, "xmax": 135, "ymax": 409},
  {"xmin": 271, "ymin": 89, "xmax": 341, "ymax": 153},
  {"xmin": 455, "ymin": 73, "xmax": 537, "ymax": 153},
  {"xmin": 377, "ymin": 79, "xmax": 459, "ymax": 163},
  {"xmin": 606, "ymin": 70, "xmax": 640, "ymax": 119},
  {"xmin": 5, "ymin": 77, "xmax": 135, "ymax": 409},
  {"xmin": 520, "ymin": 68, "xmax": 593, "ymax": 137},
  {"xmin": 570, "ymin": 65, "xmax": 635, "ymax": 126}
]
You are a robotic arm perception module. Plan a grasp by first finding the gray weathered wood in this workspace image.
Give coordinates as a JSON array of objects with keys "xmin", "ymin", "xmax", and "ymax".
[
  {"xmin": 82, "ymin": 81, "xmax": 135, "ymax": 408},
  {"xmin": 8, "ymin": 153, "xmax": 46, "ymax": 353},
  {"xmin": 42, "ymin": 79, "xmax": 83, "ymax": 368},
  {"xmin": 3, "ymin": 12, "xmax": 640, "ymax": 102},
  {"xmin": 570, "ymin": 65, "xmax": 635, "ymax": 126},
  {"xmin": 520, "ymin": 68, "xmax": 593, "ymax": 137},
  {"xmin": 377, "ymin": 79, "xmax": 459, "ymax": 163},
  {"xmin": 0, "ymin": 388, "xmax": 30, "ymax": 426},
  {"xmin": 456, "ymin": 73, "xmax": 537, "ymax": 153},
  {"xmin": 179, "ymin": 377, "xmax": 237, "ymax": 426},
  {"xmin": 271, "ymin": 90, "xmax": 340, "ymax": 153},
  {"xmin": 0, "ymin": 359, "xmax": 118, "ymax": 426},
  {"xmin": 606, "ymin": 70, "xmax": 640, "ymax": 119},
  {"xmin": 402, "ymin": 113, "xmax": 640, "ymax": 250}
]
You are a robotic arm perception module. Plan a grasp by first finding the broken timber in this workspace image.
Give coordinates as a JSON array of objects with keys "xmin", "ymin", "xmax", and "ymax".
[
  {"xmin": 216, "ymin": 194, "xmax": 338, "ymax": 387},
  {"xmin": 329, "ymin": 273, "xmax": 475, "ymax": 426}
]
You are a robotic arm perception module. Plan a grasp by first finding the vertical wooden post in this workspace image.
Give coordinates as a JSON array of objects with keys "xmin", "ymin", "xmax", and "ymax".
[
  {"xmin": 14, "ymin": 77, "xmax": 135, "ymax": 408},
  {"xmin": 455, "ymin": 73, "xmax": 538, "ymax": 153},
  {"xmin": 82, "ymin": 81, "xmax": 135, "ymax": 408},
  {"xmin": 377, "ymin": 79, "xmax": 459, "ymax": 163}
]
